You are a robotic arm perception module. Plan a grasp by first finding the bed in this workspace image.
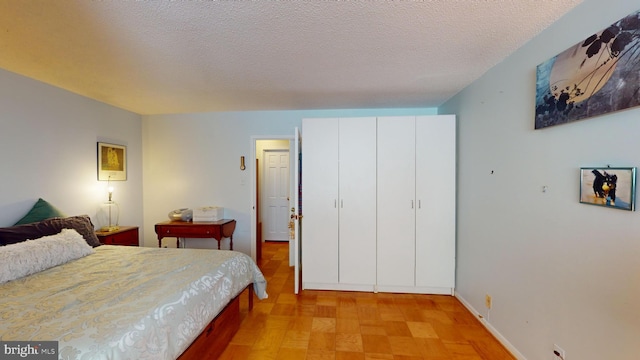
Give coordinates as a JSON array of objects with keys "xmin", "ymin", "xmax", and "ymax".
[{"xmin": 0, "ymin": 214, "xmax": 267, "ymax": 360}]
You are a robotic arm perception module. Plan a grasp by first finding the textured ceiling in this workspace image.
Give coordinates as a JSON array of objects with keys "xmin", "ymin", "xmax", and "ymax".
[{"xmin": 0, "ymin": 1, "xmax": 582, "ymax": 115}]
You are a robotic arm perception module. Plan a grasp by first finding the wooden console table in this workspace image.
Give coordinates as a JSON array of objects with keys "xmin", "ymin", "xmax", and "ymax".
[{"xmin": 154, "ymin": 219, "xmax": 237, "ymax": 250}]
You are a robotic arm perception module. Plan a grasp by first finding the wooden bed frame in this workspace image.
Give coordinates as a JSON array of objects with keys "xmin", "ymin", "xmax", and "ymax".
[{"xmin": 178, "ymin": 286, "xmax": 254, "ymax": 359}]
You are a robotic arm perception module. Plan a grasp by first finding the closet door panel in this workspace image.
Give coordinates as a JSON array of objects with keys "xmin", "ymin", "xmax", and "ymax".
[
  {"xmin": 415, "ymin": 115, "xmax": 456, "ymax": 288},
  {"xmin": 338, "ymin": 117, "xmax": 377, "ymax": 285},
  {"xmin": 376, "ymin": 116, "xmax": 416, "ymax": 287},
  {"xmin": 301, "ymin": 118, "xmax": 339, "ymax": 286}
]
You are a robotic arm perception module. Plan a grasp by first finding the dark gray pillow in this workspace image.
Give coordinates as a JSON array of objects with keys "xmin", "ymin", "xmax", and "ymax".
[
  {"xmin": 0, "ymin": 215, "xmax": 101, "ymax": 247},
  {"xmin": 0, "ymin": 222, "xmax": 44, "ymax": 246}
]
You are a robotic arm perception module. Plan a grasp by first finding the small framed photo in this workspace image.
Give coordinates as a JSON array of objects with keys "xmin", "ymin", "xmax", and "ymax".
[
  {"xmin": 97, "ymin": 142, "xmax": 127, "ymax": 181},
  {"xmin": 580, "ymin": 167, "xmax": 636, "ymax": 211}
]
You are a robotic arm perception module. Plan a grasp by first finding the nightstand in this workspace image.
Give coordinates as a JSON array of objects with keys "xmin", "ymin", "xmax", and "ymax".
[{"xmin": 95, "ymin": 226, "xmax": 139, "ymax": 246}]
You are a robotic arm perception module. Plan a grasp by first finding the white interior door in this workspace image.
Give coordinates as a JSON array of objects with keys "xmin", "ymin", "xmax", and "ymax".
[
  {"xmin": 263, "ymin": 150, "xmax": 290, "ymax": 241},
  {"xmin": 292, "ymin": 127, "xmax": 301, "ymax": 294},
  {"xmin": 301, "ymin": 118, "xmax": 339, "ymax": 288},
  {"xmin": 415, "ymin": 115, "xmax": 456, "ymax": 289},
  {"xmin": 377, "ymin": 116, "xmax": 417, "ymax": 288},
  {"xmin": 338, "ymin": 117, "xmax": 377, "ymax": 286}
]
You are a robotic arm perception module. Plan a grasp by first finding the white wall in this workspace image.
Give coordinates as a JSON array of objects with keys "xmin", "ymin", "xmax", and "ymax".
[
  {"xmin": 440, "ymin": 1, "xmax": 640, "ymax": 359},
  {"xmin": 0, "ymin": 69, "xmax": 143, "ymax": 233},
  {"xmin": 141, "ymin": 108, "xmax": 436, "ymax": 252}
]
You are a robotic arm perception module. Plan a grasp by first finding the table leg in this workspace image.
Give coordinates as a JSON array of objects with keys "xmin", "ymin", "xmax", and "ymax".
[
  {"xmin": 158, "ymin": 237, "xmax": 162, "ymax": 248},
  {"xmin": 230, "ymin": 235, "xmax": 233, "ymax": 250}
]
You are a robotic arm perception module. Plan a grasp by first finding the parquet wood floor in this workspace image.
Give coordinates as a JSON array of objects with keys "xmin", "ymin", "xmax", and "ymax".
[{"xmin": 220, "ymin": 241, "xmax": 515, "ymax": 360}]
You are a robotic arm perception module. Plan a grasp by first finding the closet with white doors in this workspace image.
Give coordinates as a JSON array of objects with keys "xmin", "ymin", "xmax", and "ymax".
[
  {"xmin": 301, "ymin": 117, "xmax": 377, "ymax": 291},
  {"xmin": 301, "ymin": 115, "xmax": 455, "ymax": 294},
  {"xmin": 377, "ymin": 115, "xmax": 456, "ymax": 294}
]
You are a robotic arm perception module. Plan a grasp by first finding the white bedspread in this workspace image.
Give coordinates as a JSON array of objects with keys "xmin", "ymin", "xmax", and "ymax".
[{"xmin": 0, "ymin": 245, "xmax": 267, "ymax": 360}]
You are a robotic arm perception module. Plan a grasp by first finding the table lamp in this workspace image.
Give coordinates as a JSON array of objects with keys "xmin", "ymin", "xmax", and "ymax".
[{"xmin": 99, "ymin": 178, "xmax": 120, "ymax": 232}]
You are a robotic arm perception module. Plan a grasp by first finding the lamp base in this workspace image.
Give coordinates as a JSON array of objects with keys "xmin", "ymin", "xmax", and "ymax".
[
  {"xmin": 100, "ymin": 225, "xmax": 120, "ymax": 232},
  {"xmin": 98, "ymin": 200, "xmax": 120, "ymax": 233}
]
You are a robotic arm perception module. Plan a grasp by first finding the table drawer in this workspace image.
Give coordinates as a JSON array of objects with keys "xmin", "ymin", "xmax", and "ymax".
[{"xmin": 157, "ymin": 226, "xmax": 215, "ymax": 237}]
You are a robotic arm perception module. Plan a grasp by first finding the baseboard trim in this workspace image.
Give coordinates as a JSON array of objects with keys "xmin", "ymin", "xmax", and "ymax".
[
  {"xmin": 302, "ymin": 282, "xmax": 374, "ymax": 292},
  {"xmin": 454, "ymin": 291, "xmax": 527, "ymax": 360},
  {"xmin": 376, "ymin": 285, "xmax": 453, "ymax": 295}
]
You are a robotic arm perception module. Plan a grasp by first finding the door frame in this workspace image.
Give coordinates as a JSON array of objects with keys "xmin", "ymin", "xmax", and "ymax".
[{"xmin": 250, "ymin": 135, "xmax": 294, "ymax": 261}]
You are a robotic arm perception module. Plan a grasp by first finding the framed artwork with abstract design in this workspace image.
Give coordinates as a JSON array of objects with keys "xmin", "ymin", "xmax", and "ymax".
[
  {"xmin": 535, "ymin": 9, "xmax": 640, "ymax": 129},
  {"xmin": 580, "ymin": 167, "xmax": 636, "ymax": 211}
]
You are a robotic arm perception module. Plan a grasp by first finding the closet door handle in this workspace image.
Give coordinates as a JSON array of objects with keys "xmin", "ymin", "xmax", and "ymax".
[
  {"xmin": 341, "ymin": 200, "xmax": 344, "ymax": 208},
  {"xmin": 418, "ymin": 200, "xmax": 421, "ymax": 209},
  {"xmin": 411, "ymin": 200, "xmax": 414, "ymax": 209},
  {"xmin": 334, "ymin": 199, "xmax": 337, "ymax": 208}
]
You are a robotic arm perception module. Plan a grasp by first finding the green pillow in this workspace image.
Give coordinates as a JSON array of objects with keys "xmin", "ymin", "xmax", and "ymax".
[{"xmin": 14, "ymin": 198, "xmax": 67, "ymax": 225}]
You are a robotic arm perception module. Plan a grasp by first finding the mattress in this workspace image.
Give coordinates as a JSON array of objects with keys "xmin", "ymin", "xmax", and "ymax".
[{"xmin": 0, "ymin": 245, "xmax": 267, "ymax": 360}]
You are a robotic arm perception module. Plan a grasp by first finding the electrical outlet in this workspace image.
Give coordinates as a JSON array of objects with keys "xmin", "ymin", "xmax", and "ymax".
[
  {"xmin": 485, "ymin": 294, "xmax": 492, "ymax": 309},
  {"xmin": 553, "ymin": 344, "xmax": 565, "ymax": 359}
]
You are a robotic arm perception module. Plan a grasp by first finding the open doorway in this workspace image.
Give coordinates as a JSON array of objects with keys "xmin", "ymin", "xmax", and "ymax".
[{"xmin": 252, "ymin": 137, "xmax": 293, "ymax": 263}]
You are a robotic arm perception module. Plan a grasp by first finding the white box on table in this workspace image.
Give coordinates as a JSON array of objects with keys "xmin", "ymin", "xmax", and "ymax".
[{"xmin": 192, "ymin": 206, "xmax": 224, "ymax": 222}]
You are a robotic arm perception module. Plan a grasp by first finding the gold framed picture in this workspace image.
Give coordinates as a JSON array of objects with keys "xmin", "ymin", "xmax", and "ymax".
[{"xmin": 97, "ymin": 142, "xmax": 127, "ymax": 181}]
